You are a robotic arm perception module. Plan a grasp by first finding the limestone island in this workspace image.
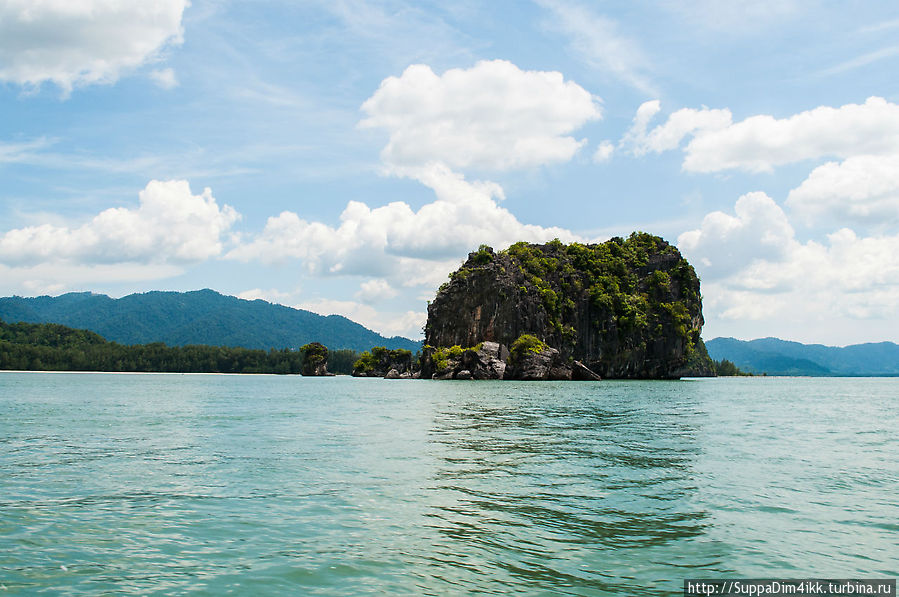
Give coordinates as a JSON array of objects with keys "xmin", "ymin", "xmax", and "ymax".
[{"xmin": 416, "ymin": 233, "xmax": 709, "ymax": 380}]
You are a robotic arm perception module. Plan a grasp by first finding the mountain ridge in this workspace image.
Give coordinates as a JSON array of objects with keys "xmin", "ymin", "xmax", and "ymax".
[
  {"xmin": 706, "ymin": 336, "xmax": 899, "ymax": 376},
  {"xmin": 0, "ymin": 289, "xmax": 420, "ymax": 353}
]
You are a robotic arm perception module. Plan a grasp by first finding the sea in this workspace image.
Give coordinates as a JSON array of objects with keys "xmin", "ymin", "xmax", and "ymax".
[{"xmin": 1, "ymin": 373, "xmax": 896, "ymax": 595}]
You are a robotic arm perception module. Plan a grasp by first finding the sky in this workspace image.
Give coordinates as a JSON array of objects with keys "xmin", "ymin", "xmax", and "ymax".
[{"xmin": 1, "ymin": 0, "xmax": 898, "ymax": 346}]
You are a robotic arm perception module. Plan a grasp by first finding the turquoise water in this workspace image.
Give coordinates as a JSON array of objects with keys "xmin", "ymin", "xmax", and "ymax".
[{"xmin": 1, "ymin": 373, "xmax": 896, "ymax": 595}]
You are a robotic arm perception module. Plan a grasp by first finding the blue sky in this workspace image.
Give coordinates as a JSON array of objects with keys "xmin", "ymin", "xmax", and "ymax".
[{"xmin": 1, "ymin": 0, "xmax": 898, "ymax": 345}]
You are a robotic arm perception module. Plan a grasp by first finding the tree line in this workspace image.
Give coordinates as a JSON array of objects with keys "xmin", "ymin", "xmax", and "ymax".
[{"xmin": 0, "ymin": 318, "xmax": 364, "ymax": 375}]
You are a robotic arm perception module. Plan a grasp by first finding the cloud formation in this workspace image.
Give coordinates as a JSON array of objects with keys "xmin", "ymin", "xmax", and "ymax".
[
  {"xmin": 677, "ymin": 192, "xmax": 793, "ymax": 279},
  {"xmin": 227, "ymin": 163, "xmax": 579, "ymax": 284},
  {"xmin": 0, "ymin": 180, "xmax": 239, "ymax": 266},
  {"xmin": 786, "ymin": 154, "xmax": 899, "ymax": 228},
  {"xmin": 682, "ymin": 96, "xmax": 899, "ymax": 173},
  {"xmin": 295, "ymin": 298, "xmax": 426, "ymax": 340},
  {"xmin": 359, "ymin": 59, "xmax": 601, "ymax": 172},
  {"xmin": 0, "ymin": 0, "xmax": 187, "ymax": 94},
  {"xmin": 679, "ymin": 194, "xmax": 899, "ymax": 342},
  {"xmin": 621, "ymin": 100, "xmax": 732, "ymax": 156},
  {"xmin": 355, "ymin": 279, "xmax": 398, "ymax": 304}
]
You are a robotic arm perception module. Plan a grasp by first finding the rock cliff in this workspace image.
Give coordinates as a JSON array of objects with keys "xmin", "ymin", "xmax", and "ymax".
[{"xmin": 424, "ymin": 234, "xmax": 705, "ymax": 379}]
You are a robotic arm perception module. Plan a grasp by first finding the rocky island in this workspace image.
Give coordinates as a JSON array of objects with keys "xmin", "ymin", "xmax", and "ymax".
[{"xmin": 421, "ymin": 233, "xmax": 708, "ymax": 380}]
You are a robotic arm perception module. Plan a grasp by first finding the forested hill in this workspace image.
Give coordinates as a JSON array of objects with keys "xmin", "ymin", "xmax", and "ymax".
[
  {"xmin": 706, "ymin": 337, "xmax": 899, "ymax": 376},
  {"xmin": 0, "ymin": 289, "xmax": 420, "ymax": 352}
]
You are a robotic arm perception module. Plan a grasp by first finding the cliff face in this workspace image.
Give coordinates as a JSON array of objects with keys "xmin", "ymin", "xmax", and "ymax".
[{"xmin": 425, "ymin": 234, "xmax": 704, "ymax": 379}]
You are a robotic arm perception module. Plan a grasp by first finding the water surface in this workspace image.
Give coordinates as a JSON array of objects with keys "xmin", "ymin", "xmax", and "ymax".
[{"xmin": 1, "ymin": 373, "xmax": 896, "ymax": 595}]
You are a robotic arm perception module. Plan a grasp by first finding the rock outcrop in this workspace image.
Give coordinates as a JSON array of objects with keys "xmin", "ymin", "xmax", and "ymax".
[
  {"xmin": 300, "ymin": 342, "xmax": 333, "ymax": 376},
  {"xmin": 352, "ymin": 346, "xmax": 414, "ymax": 377},
  {"xmin": 424, "ymin": 234, "xmax": 705, "ymax": 379},
  {"xmin": 420, "ymin": 341, "xmax": 508, "ymax": 380}
]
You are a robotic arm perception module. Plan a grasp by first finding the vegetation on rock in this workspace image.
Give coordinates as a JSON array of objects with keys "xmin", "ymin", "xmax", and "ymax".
[
  {"xmin": 508, "ymin": 334, "xmax": 548, "ymax": 365},
  {"xmin": 425, "ymin": 233, "xmax": 705, "ymax": 379},
  {"xmin": 300, "ymin": 342, "xmax": 330, "ymax": 376},
  {"xmin": 353, "ymin": 346, "xmax": 414, "ymax": 377}
]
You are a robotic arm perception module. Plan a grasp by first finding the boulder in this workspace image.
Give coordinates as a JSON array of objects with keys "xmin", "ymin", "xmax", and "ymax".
[{"xmin": 507, "ymin": 345, "xmax": 571, "ymax": 380}]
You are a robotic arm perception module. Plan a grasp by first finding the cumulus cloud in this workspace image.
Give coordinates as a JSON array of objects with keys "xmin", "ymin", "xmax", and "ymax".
[
  {"xmin": 355, "ymin": 279, "xmax": 398, "ymax": 304},
  {"xmin": 677, "ymin": 192, "xmax": 794, "ymax": 279},
  {"xmin": 680, "ymin": 194, "xmax": 899, "ymax": 343},
  {"xmin": 621, "ymin": 100, "xmax": 732, "ymax": 156},
  {"xmin": 227, "ymin": 163, "xmax": 579, "ymax": 284},
  {"xmin": 296, "ymin": 298, "xmax": 426, "ymax": 340},
  {"xmin": 359, "ymin": 59, "xmax": 601, "ymax": 172},
  {"xmin": 682, "ymin": 96, "xmax": 899, "ymax": 173},
  {"xmin": 0, "ymin": 180, "xmax": 239, "ymax": 266},
  {"xmin": 786, "ymin": 154, "xmax": 899, "ymax": 228},
  {"xmin": 0, "ymin": 0, "xmax": 187, "ymax": 94}
]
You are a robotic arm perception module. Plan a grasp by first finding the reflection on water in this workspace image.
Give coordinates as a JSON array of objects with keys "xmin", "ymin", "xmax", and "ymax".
[
  {"xmin": 420, "ymin": 383, "xmax": 712, "ymax": 594},
  {"xmin": 0, "ymin": 374, "xmax": 896, "ymax": 595}
]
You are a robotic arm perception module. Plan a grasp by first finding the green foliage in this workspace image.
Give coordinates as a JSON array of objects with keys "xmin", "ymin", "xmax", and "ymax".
[
  {"xmin": 328, "ymin": 349, "xmax": 359, "ymax": 375},
  {"xmin": 449, "ymin": 268, "xmax": 471, "ymax": 282},
  {"xmin": 509, "ymin": 334, "xmax": 548, "ymax": 365},
  {"xmin": 353, "ymin": 346, "xmax": 413, "ymax": 374},
  {"xmin": 498, "ymin": 233, "xmax": 701, "ymax": 348},
  {"xmin": 353, "ymin": 350, "xmax": 376, "ymax": 373},
  {"xmin": 0, "ymin": 319, "xmax": 303, "ymax": 374},
  {"xmin": 300, "ymin": 342, "xmax": 329, "ymax": 374},
  {"xmin": 431, "ymin": 344, "xmax": 464, "ymax": 371},
  {"xmin": 472, "ymin": 244, "xmax": 495, "ymax": 265},
  {"xmin": 714, "ymin": 359, "xmax": 752, "ymax": 376},
  {"xmin": 301, "ymin": 342, "xmax": 328, "ymax": 365}
]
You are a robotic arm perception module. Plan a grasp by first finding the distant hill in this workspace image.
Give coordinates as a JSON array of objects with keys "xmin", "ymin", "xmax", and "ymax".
[
  {"xmin": 0, "ymin": 289, "xmax": 421, "ymax": 353},
  {"xmin": 706, "ymin": 337, "xmax": 899, "ymax": 376}
]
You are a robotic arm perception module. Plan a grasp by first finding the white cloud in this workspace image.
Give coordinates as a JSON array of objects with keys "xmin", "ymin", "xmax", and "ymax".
[
  {"xmin": 0, "ymin": 262, "xmax": 184, "ymax": 297},
  {"xmin": 359, "ymin": 60, "xmax": 601, "ymax": 172},
  {"xmin": 621, "ymin": 100, "xmax": 732, "ymax": 156},
  {"xmin": 677, "ymin": 192, "xmax": 794, "ymax": 279},
  {"xmin": 296, "ymin": 298, "xmax": 426, "ymax": 340},
  {"xmin": 682, "ymin": 96, "xmax": 899, "ymax": 173},
  {"xmin": 680, "ymin": 195, "xmax": 899, "ymax": 343},
  {"xmin": 0, "ymin": 0, "xmax": 187, "ymax": 94},
  {"xmin": 237, "ymin": 288, "xmax": 297, "ymax": 304},
  {"xmin": 536, "ymin": 0, "xmax": 655, "ymax": 95},
  {"xmin": 593, "ymin": 140, "xmax": 615, "ymax": 162},
  {"xmin": 786, "ymin": 153, "xmax": 899, "ymax": 228},
  {"xmin": 355, "ymin": 279, "xmax": 398, "ymax": 304},
  {"xmin": 228, "ymin": 163, "xmax": 580, "ymax": 285},
  {"xmin": 149, "ymin": 67, "xmax": 178, "ymax": 89},
  {"xmin": 0, "ymin": 180, "xmax": 240, "ymax": 266}
]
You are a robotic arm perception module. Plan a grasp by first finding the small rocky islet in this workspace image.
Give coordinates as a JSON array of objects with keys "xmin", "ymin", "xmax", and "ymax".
[{"xmin": 321, "ymin": 233, "xmax": 714, "ymax": 381}]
